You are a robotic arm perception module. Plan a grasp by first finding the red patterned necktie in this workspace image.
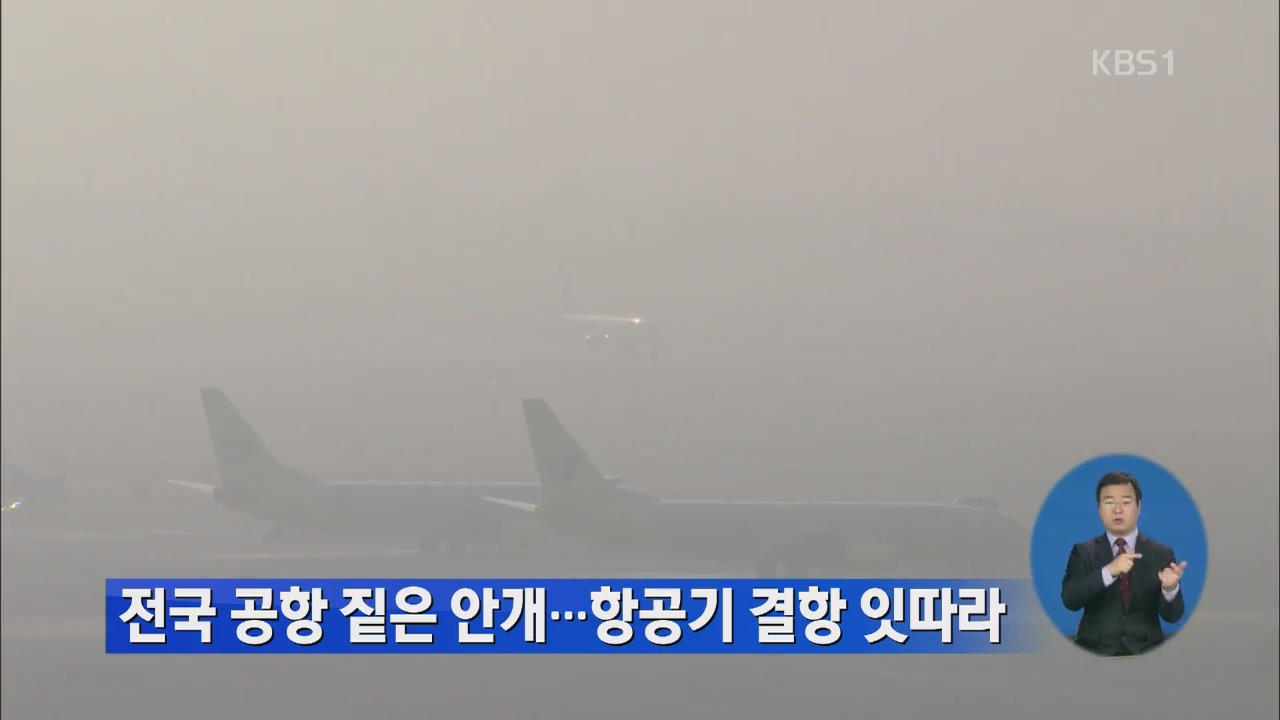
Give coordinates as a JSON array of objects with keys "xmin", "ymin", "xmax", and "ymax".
[{"xmin": 1115, "ymin": 537, "xmax": 1131, "ymax": 609}]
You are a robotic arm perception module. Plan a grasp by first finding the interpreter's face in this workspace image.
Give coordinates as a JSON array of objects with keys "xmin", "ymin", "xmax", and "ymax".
[{"xmin": 1097, "ymin": 483, "xmax": 1140, "ymax": 536}]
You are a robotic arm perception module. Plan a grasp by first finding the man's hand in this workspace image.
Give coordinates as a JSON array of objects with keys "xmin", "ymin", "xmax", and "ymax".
[
  {"xmin": 1107, "ymin": 552, "xmax": 1143, "ymax": 577},
  {"xmin": 1159, "ymin": 561, "xmax": 1188, "ymax": 592}
]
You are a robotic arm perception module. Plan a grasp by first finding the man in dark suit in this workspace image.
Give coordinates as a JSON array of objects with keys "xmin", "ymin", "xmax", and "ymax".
[{"xmin": 1061, "ymin": 471, "xmax": 1188, "ymax": 656}]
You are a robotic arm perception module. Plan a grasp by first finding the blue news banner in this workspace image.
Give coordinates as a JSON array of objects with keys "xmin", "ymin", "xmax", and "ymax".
[{"xmin": 106, "ymin": 579, "xmax": 1037, "ymax": 654}]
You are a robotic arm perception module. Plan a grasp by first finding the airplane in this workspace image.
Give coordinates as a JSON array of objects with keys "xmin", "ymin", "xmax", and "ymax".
[
  {"xmin": 168, "ymin": 388, "xmax": 544, "ymax": 554},
  {"xmin": 1, "ymin": 462, "xmax": 66, "ymax": 519},
  {"xmin": 559, "ymin": 265, "xmax": 655, "ymax": 348},
  {"xmin": 1, "ymin": 462, "xmax": 34, "ymax": 514},
  {"xmin": 486, "ymin": 399, "xmax": 1031, "ymax": 578},
  {"xmin": 565, "ymin": 312, "xmax": 649, "ymax": 341}
]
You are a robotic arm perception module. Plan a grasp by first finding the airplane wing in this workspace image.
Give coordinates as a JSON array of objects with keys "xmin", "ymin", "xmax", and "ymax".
[
  {"xmin": 482, "ymin": 496, "xmax": 538, "ymax": 513},
  {"xmin": 165, "ymin": 479, "xmax": 216, "ymax": 495}
]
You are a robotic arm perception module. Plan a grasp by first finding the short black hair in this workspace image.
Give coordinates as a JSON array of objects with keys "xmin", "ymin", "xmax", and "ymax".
[{"xmin": 1096, "ymin": 471, "xmax": 1142, "ymax": 504}]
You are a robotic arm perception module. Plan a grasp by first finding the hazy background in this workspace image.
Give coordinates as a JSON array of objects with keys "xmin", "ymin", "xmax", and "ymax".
[
  {"xmin": 2, "ymin": 1, "xmax": 1276, "ymax": 718},
  {"xmin": 4, "ymin": 0, "xmax": 1276, "ymax": 510}
]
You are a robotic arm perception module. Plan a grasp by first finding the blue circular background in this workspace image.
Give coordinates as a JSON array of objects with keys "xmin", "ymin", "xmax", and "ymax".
[{"xmin": 1030, "ymin": 454, "xmax": 1208, "ymax": 640}]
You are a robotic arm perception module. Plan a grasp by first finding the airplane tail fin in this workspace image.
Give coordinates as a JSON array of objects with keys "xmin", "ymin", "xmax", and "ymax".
[
  {"xmin": 522, "ymin": 398, "xmax": 617, "ymax": 520},
  {"xmin": 201, "ymin": 388, "xmax": 310, "ymax": 498}
]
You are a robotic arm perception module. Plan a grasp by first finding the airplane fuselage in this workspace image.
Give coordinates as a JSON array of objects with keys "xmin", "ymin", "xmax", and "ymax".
[{"xmin": 216, "ymin": 479, "xmax": 543, "ymax": 545}]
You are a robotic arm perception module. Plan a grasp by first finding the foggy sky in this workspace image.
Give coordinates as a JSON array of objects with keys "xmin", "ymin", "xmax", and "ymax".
[{"xmin": 2, "ymin": 1, "xmax": 1276, "ymax": 520}]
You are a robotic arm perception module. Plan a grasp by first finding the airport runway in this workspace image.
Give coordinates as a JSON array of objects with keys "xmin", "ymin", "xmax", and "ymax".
[{"xmin": 3, "ymin": 492, "xmax": 1276, "ymax": 720}]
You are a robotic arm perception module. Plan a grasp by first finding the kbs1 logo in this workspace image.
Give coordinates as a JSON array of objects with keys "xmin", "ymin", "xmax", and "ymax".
[{"xmin": 1092, "ymin": 49, "xmax": 1174, "ymax": 77}]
